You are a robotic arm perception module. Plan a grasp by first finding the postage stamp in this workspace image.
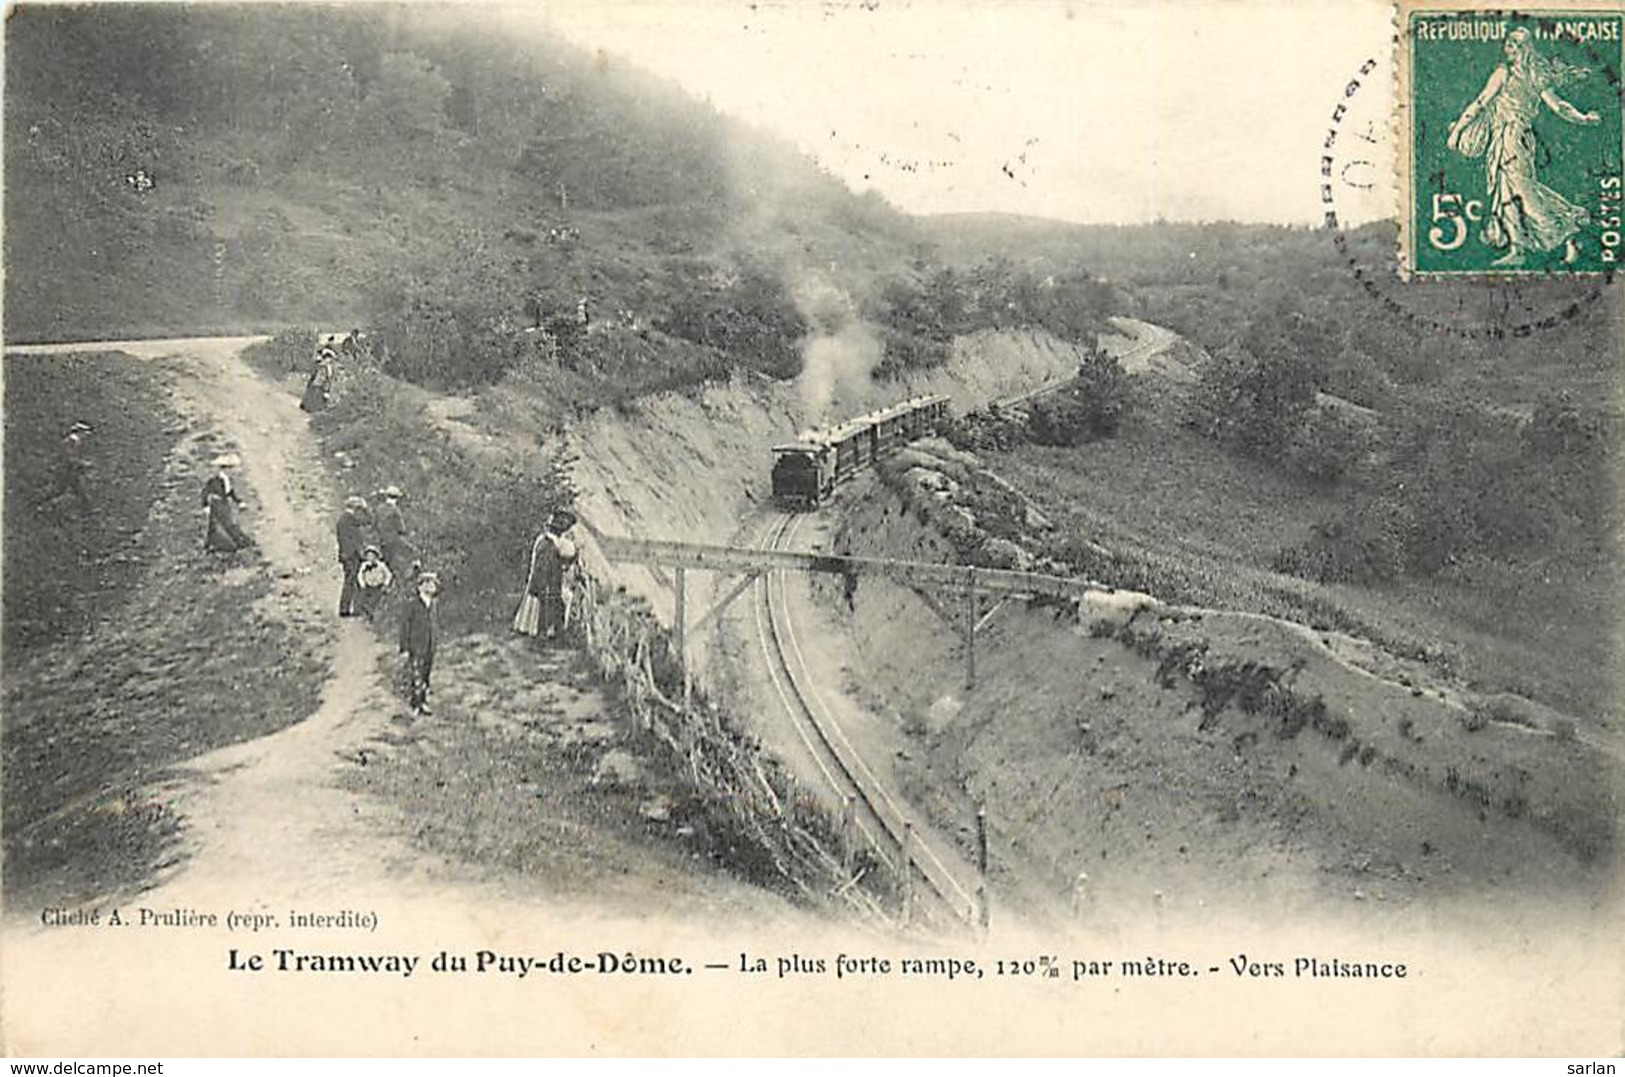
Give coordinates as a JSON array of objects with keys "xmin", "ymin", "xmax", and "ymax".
[{"xmin": 1398, "ymin": 0, "xmax": 1624, "ymax": 276}]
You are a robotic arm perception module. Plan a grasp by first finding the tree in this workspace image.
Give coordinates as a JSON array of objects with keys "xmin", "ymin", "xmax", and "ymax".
[
  {"xmin": 1028, "ymin": 351, "xmax": 1131, "ymax": 445},
  {"xmin": 1189, "ymin": 343, "xmax": 1318, "ymax": 456}
]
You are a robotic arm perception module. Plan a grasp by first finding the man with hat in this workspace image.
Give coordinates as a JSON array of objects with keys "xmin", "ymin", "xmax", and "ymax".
[
  {"xmin": 373, "ymin": 485, "xmax": 415, "ymax": 581},
  {"xmin": 46, "ymin": 421, "xmax": 94, "ymax": 511},
  {"xmin": 398, "ymin": 569, "xmax": 440, "ymax": 715},
  {"xmin": 335, "ymin": 495, "xmax": 371, "ymax": 617}
]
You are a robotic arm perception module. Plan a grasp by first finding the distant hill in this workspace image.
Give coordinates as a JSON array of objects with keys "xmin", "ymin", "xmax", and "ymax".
[{"xmin": 924, "ymin": 214, "xmax": 1620, "ymax": 415}]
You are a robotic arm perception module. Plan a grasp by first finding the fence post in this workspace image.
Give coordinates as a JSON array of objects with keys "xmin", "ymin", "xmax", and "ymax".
[
  {"xmin": 901, "ymin": 821, "xmax": 915, "ymax": 925},
  {"xmin": 674, "ymin": 564, "xmax": 688, "ymax": 710},
  {"xmin": 841, "ymin": 795, "xmax": 857, "ymax": 874},
  {"xmin": 976, "ymin": 807, "xmax": 990, "ymax": 933},
  {"xmin": 965, "ymin": 568, "xmax": 978, "ymax": 689}
]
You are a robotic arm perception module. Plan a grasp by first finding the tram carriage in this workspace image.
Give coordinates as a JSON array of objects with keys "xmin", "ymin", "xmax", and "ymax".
[{"xmin": 771, "ymin": 394, "xmax": 950, "ymax": 509}]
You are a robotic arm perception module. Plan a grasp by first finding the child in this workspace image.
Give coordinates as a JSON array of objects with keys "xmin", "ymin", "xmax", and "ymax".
[
  {"xmin": 355, "ymin": 545, "xmax": 393, "ymax": 620},
  {"xmin": 398, "ymin": 570, "xmax": 439, "ymax": 715}
]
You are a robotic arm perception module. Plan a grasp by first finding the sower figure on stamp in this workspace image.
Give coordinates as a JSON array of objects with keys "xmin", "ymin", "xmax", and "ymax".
[
  {"xmin": 1447, "ymin": 26, "xmax": 1601, "ymax": 267},
  {"xmin": 399, "ymin": 570, "xmax": 439, "ymax": 715},
  {"xmin": 336, "ymin": 495, "xmax": 371, "ymax": 618}
]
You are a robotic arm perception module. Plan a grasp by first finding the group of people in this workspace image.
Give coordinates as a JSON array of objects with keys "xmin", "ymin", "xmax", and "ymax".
[
  {"xmin": 335, "ymin": 487, "xmax": 437, "ymax": 714},
  {"xmin": 335, "ymin": 494, "xmax": 583, "ymax": 717},
  {"xmin": 335, "ymin": 486, "xmax": 415, "ymax": 619},
  {"xmin": 300, "ymin": 331, "xmax": 371, "ymax": 415},
  {"xmin": 333, "ymin": 486, "xmax": 444, "ymax": 715}
]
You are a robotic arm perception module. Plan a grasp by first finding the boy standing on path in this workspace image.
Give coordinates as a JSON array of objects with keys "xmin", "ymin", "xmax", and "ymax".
[{"xmin": 399, "ymin": 570, "xmax": 439, "ymax": 715}]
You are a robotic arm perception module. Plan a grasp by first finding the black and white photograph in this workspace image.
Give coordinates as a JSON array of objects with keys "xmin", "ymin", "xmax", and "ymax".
[{"xmin": 2, "ymin": 0, "xmax": 1621, "ymax": 1058}]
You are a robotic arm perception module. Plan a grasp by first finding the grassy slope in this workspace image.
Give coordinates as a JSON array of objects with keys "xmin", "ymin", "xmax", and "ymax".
[
  {"xmin": 924, "ymin": 215, "xmax": 1621, "ymax": 722},
  {"xmin": 2, "ymin": 354, "xmax": 325, "ymax": 904},
  {"xmin": 992, "ymin": 406, "xmax": 1619, "ymax": 722},
  {"xmin": 3, "ymin": 31, "xmax": 919, "ymax": 347}
]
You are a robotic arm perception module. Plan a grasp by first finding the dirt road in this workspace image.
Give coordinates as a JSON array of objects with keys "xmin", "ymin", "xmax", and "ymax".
[
  {"xmin": 6, "ymin": 338, "xmax": 465, "ymax": 915},
  {"xmin": 6, "ymin": 338, "xmax": 800, "ymax": 932}
]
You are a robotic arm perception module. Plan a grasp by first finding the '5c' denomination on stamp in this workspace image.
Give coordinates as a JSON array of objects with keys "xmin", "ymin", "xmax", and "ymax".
[{"xmin": 1398, "ymin": 0, "xmax": 1623, "ymax": 276}]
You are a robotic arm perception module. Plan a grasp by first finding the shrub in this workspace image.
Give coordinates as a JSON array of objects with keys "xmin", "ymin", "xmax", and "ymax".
[
  {"xmin": 1284, "ymin": 405, "xmax": 1368, "ymax": 488},
  {"xmin": 240, "ymin": 326, "xmax": 318, "ymax": 378},
  {"xmin": 1028, "ymin": 351, "xmax": 1131, "ymax": 445},
  {"xmin": 1272, "ymin": 504, "xmax": 1408, "ymax": 585},
  {"xmin": 1188, "ymin": 343, "xmax": 1318, "ymax": 457},
  {"xmin": 657, "ymin": 266, "xmax": 805, "ymax": 380}
]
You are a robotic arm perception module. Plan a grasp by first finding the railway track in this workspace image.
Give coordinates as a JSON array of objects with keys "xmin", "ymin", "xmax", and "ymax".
[
  {"xmin": 753, "ymin": 510, "xmax": 982, "ymax": 927},
  {"xmin": 992, "ymin": 318, "xmax": 1176, "ymax": 410}
]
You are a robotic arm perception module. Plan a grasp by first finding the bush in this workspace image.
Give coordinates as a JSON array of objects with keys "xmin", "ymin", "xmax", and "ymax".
[
  {"xmin": 373, "ymin": 300, "xmax": 527, "ymax": 390},
  {"xmin": 658, "ymin": 266, "xmax": 805, "ymax": 380},
  {"xmin": 1272, "ymin": 504, "xmax": 1408, "ymax": 585},
  {"xmin": 1188, "ymin": 343, "xmax": 1318, "ymax": 457},
  {"xmin": 240, "ymin": 326, "xmax": 318, "ymax": 378},
  {"xmin": 1284, "ymin": 406, "xmax": 1368, "ymax": 488},
  {"xmin": 1027, "ymin": 354, "xmax": 1130, "ymax": 446},
  {"xmin": 874, "ymin": 326, "xmax": 951, "ymax": 381}
]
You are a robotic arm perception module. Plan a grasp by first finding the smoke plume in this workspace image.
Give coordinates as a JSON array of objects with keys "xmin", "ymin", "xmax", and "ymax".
[{"xmin": 792, "ymin": 274, "xmax": 879, "ymax": 426}]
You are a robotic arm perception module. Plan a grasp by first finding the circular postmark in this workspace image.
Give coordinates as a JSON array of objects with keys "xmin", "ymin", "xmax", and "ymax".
[{"xmin": 1321, "ymin": 15, "xmax": 1621, "ymax": 340}]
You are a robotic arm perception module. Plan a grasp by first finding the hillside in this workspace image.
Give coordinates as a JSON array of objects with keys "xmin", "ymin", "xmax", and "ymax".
[
  {"xmin": 3, "ymin": 6, "xmax": 1113, "ymax": 407},
  {"xmin": 928, "ymin": 214, "xmax": 1623, "ymax": 722}
]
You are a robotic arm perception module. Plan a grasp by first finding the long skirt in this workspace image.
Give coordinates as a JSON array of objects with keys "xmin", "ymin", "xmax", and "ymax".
[
  {"xmin": 512, "ymin": 593, "xmax": 542, "ymax": 636},
  {"xmin": 204, "ymin": 503, "xmax": 252, "ymax": 553},
  {"xmin": 299, "ymin": 379, "xmax": 330, "ymax": 413}
]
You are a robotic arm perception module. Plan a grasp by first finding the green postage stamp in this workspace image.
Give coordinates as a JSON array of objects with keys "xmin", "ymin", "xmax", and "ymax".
[{"xmin": 1399, "ymin": 0, "xmax": 1623, "ymax": 276}]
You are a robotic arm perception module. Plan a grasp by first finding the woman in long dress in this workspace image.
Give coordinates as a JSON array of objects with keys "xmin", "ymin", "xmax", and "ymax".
[
  {"xmin": 300, "ymin": 349, "xmax": 336, "ymax": 413},
  {"xmin": 202, "ymin": 455, "xmax": 253, "ymax": 554},
  {"xmin": 1447, "ymin": 27, "xmax": 1601, "ymax": 267},
  {"xmin": 513, "ymin": 513, "xmax": 578, "ymax": 642}
]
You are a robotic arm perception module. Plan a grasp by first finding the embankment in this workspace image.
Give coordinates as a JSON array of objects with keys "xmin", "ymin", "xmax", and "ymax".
[{"xmin": 820, "ymin": 436, "xmax": 1620, "ymax": 920}]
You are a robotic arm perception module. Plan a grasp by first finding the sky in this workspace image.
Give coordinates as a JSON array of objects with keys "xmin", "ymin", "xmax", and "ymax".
[{"xmin": 532, "ymin": 0, "xmax": 1398, "ymax": 225}]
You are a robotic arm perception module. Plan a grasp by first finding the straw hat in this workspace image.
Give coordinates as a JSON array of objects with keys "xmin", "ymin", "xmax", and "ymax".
[
  {"xmin": 69, "ymin": 421, "xmax": 93, "ymax": 434},
  {"xmin": 379, "ymin": 485, "xmax": 404, "ymax": 500},
  {"xmin": 211, "ymin": 453, "xmax": 242, "ymax": 469},
  {"xmin": 344, "ymin": 495, "xmax": 368, "ymax": 512}
]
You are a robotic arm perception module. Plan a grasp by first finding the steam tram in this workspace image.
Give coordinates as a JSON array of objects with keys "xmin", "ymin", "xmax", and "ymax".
[{"xmin": 771, "ymin": 394, "xmax": 951, "ymax": 509}]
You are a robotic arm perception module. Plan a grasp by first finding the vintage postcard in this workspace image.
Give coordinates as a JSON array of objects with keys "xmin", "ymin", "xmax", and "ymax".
[{"xmin": 3, "ymin": 0, "xmax": 1622, "ymax": 1059}]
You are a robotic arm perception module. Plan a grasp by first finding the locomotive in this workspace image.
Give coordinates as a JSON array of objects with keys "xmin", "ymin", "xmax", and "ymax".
[{"xmin": 771, "ymin": 394, "xmax": 951, "ymax": 509}]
